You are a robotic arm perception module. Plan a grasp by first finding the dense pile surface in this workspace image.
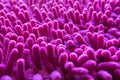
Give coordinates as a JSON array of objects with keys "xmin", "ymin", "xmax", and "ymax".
[{"xmin": 0, "ymin": 0, "xmax": 120, "ymax": 80}]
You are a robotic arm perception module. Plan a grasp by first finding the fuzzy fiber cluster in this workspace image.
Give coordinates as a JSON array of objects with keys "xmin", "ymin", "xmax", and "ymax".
[{"xmin": 0, "ymin": 0, "xmax": 120, "ymax": 80}]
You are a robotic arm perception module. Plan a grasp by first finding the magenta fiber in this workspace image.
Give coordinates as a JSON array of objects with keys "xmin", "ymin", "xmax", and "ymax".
[
  {"xmin": 0, "ymin": 0, "xmax": 120, "ymax": 80},
  {"xmin": 16, "ymin": 59, "xmax": 25, "ymax": 80}
]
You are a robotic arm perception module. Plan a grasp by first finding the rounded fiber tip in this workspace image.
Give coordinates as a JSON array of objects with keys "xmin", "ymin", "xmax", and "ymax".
[
  {"xmin": 97, "ymin": 34, "xmax": 104, "ymax": 49},
  {"xmin": 17, "ymin": 58, "xmax": 25, "ymax": 64},
  {"xmin": 86, "ymin": 48, "xmax": 96, "ymax": 60},
  {"xmin": 39, "ymin": 46, "xmax": 48, "ymax": 57},
  {"xmin": 71, "ymin": 67, "xmax": 89, "ymax": 74},
  {"xmin": 115, "ymin": 50, "xmax": 120, "ymax": 60},
  {"xmin": 46, "ymin": 43, "xmax": 55, "ymax": 55},
  {"xmin": 66, "ymin": 40, "xmax": 75, "ymax": 48},
  {"xmin": 69, "ymin": 52, "xmax": 78, "ymax": 63},
  {"xmin": 101, "ymin": 50, "xmax": 112, "ymax": 61},
  {"xmin": 32, "ymin": 44, "xmax": 40, "ymax": 49},
  {"xmin": 5, "ymin": 48, "xmax": 18, "ymax": 75},
  {"xmin": 77, "ymin": 54, "xmax": 89, "ymax": 66},
  {"xmin": 74, "ymin": 48, "xmax": 83, "ymax": 56},
  {"xmin": 64, "ymin": 62, "xmax": 74, "ymax": 71},
  {"xmin": 97, "ymin": 61, "xmax": 120, "ymax": 73},
  {"xmin": 32, "ymin": 44, "xmax": 41, "ymax": 68},
  {"xmin": 108, "ymin": 46, "xmax": 116, "ymax": 55},
  {"xmin": 16, "ymin": 58, "xmax": 25, "ymax": 80},
  {"xmin": 74, "ymin": 33, "xmax": 86, "ymax": 45},
  {"xmin": 59, "ymin": 52, "xmax": 68, "ymax": 66},
  {"xmin": 32, "ymin": 74, "xmax": 43, "ymax": 80},
  {"xmin": 82, "ymin": 60, "xmax": 96, "ymax": 70},
  {"xmin": 1, "ymin": 75, "xmax": 12, "ymax": 80},
  {"xmin": 50, "ymin": 71, "xmax": 62, "ymax": 80},
  {"xmin": 97, "ymin": 70, "xmax": 112, "ymax": 80}
]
